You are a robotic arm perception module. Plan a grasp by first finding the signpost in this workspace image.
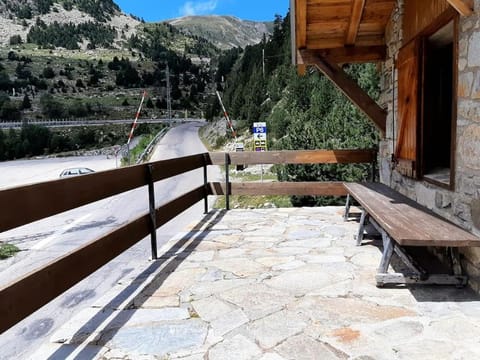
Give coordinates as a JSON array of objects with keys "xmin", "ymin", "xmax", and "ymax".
[
  {"xmin": 253, "ymin": 122, "xmax": 267, "ymax": 152},
  {"xmin": 253, "ymin": 122, "xmax": 267, "ymax": 181}
]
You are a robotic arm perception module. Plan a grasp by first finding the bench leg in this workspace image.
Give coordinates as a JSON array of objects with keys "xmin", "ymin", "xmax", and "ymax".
[
  {"xmin": 450, "ymin": 248, "xmax": 463, "ymax": 276},
  {"xmin": 344, "ymin": 194, "xmax": 351, "ymax": 221},
  {"xmin": 355, "ymin": 210, "xmax": 369, "ymax": 246},
  {"xmin": 376, "ymin": 232, "xmax": 395, "ymax": 287},
  {"xmin": 378, "ymin": 232, "xmax": 395, "ymax": 273},
  {"xmin": 375, "ymin": 235, "xmax": 468, "ymax": 287}
]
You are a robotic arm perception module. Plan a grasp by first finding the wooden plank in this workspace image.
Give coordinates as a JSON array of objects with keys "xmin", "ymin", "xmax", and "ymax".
[
  {"xmin": 0, "ymin": 185, "xmax": 207, "ymax": 334},
  {"xmin": 209, "ymin": 149, "xmax": 376, "ymax": 166},
  {"xmin": 299, "ymin": 47, "xmax": 386, "ymax": 64},
  {"xmin": 210, "ymin": 182, "xmax": 347, "ymax": 196},
  {"xmin": 150, "ymin": 153, "xmax": 210, "ymax": 182},
  {"xmin": 403, "ymin": 0, "xmax": 452, "ymax": 44},
  {"xmin": 346, "ymin": 0, "xmax": 366, "ymax": 45},
  {"xmin": 0, "ymin": 154, "xmax": 208, "ymax": 233},
  {"xmin": 446, "ymin": 0, "xmax": 473, "ymax": 16},
  {"xmin": 376, "ymin": 273, "xmax": 467, "ymax": 286},
  {"xmin": 0, "ymin": 213, "xmax": 150, "ymax": 334},
  {"xmin": 395, "ymin": 38, "xmax": 420, "ymax": 173},
  {"xmin": 296, "ymin": 0, "xmax": 307, "ymax": 48},
  {"xmin": 344, "ymin": 182, "xmax": 480, "ymax": 247},
  {"xmin": 0, "ymin": 166, "xmax": 146, "ymax": 233},
  {"xmin": 304, "ymin": 52, "xmax": 386, "ymax": 134}
]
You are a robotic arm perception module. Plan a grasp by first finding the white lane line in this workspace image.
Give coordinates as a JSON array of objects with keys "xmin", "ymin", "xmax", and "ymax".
[{"xmin": 31, "ymin": 214, "xmax": 91, "ymax": 250}]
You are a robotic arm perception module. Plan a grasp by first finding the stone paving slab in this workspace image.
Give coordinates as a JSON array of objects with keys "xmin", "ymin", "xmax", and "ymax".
[{"xmin": 32, "ymin": 207, "xmax": 480, "ymax": 359}]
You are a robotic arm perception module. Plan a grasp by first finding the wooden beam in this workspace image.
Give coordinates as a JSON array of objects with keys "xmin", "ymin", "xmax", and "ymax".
[
  {"xmin": 296, "ymin": 0, "xmax": 307, "ymax": 48},
  {"xmin": 346, "ymin": 0, "xmax": 366, "ymax": 45},
  {"xmin": 210, "ymin": 182, "xmax": 348, "ymax": 196},
  {"xmin": 447, "ymin": 0, "xmax": 474, "ymax": 16},
  {"xmin": 208, "ymin": 149, "xmax": 377, "ymax": 166},
  {"xmin": 297, "ymin": 64, "xmax": 307, "ymax": 76},
  {"xmin": 300, "ymin": 50, "xmax": 386, "ymax": 135},
  {"xmin": 298, "ymin": 47, "xmax": 386, "ymax": 64},
  {"xmin": 0, "ymin": 153, "xmax": 208, "ymax": 233}
]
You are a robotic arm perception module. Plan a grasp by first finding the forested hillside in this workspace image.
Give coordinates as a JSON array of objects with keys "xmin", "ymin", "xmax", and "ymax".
[{"xmin": 212, "ymin": 14, "xmax": 381, "ymax": 206}]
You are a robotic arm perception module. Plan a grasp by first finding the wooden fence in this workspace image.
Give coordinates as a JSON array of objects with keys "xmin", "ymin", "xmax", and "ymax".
[{"xmin": 0, "ymin": 149, "xmax": 376, "ymax": 333}]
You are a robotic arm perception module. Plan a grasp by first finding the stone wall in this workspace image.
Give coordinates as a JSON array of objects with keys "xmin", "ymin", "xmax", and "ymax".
[{"xmin": 378, "ymin": 0, "xmax": 480, "ymax": 290}]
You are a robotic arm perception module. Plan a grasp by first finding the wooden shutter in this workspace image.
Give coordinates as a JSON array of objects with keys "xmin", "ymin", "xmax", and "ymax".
[{"xmin": 395, "ymin": 38, "xmax": 421, "ymax": 178}]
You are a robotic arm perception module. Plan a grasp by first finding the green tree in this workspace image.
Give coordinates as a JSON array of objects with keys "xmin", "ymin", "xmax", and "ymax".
[
  {"xmin": 9, "ymin": 35, "xmax": 23, "ymax": 45},
  {"xmin": 20, "ymin": 125, "xmax": 52, "ymax": 156},
  {"xmin": 21, "ymin": 94, "xmax": 32, "ymax": 110},
  {"xmin": 40, "ymin": 94, "xmax": 65, "ymax": 119},
  {"xmin": 42, "ymin": 66, "xmax": 56, "ymax": 79}
]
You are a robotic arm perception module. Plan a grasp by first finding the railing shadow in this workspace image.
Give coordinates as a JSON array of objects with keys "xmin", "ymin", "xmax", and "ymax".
[{"xmin": 47, "ymin": 209, "xmax": 226, "ymax": 360}]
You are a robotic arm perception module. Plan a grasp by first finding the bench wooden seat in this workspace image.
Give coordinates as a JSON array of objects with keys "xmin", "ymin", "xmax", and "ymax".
[{"xmin": 343, "ymin": 182, "xmax": 480, "ymax": 287}]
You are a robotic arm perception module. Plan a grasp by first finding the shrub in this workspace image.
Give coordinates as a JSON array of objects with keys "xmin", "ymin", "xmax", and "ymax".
[{"xmin": 9, "ymin": 35, "xmax": 23, "ymax": 45}]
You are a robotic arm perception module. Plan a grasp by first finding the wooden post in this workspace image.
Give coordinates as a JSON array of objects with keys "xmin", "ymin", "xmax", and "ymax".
[
  {"xmin": 203, "ymin": 154, "xmax": 209, "ymax": 214},
  {"xmin": 225, "ymin": 153, "xmax": 230, "ymax": 211},
  {"xmin": 147, "ymin": 164, "xmax": 158, "ymax": 260}
]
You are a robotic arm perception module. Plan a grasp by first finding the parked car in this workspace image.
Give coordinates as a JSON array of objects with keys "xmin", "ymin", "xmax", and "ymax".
[{"xmin": 59, "ymin": 167, "xmax": 95, "ymax": 177}]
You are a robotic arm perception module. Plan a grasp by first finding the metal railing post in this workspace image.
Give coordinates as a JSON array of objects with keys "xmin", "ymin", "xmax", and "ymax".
[
  {"xmin": 147, "ymin": 164, "xmax": 158, "ymax": 260},
  {"xmin": 203, "ymin": 153, "xmax": 209, "ymax": 214},
  {"xmin": 225, "ymin": 152, "xmax": 230, "ymax": 211}
]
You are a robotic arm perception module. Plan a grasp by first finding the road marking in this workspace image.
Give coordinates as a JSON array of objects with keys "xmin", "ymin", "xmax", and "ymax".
[{"xmin": 31, "ymin": 214, "xmax": 91, "ymax": 250}]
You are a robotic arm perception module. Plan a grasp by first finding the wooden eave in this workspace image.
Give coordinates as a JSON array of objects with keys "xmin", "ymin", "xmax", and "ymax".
[
  {"xmin": 291, "ymin": 0, "xmax": 475, "ymax": 65},
  {"xmin": 291, "ymin": 0, "xmax": 396, "ymax": 65}
]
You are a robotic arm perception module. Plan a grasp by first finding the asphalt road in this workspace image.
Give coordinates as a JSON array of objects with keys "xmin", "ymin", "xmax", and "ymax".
[{"xmin": 0, "ymin": 121, "xmax": 221, "ymax": 359}]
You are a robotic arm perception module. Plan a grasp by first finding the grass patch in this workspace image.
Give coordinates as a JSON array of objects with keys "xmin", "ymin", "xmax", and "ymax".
[
  {"xmin": 0, "ymin": 244, "xmax": 20, "ymax": 260},
  {"xmin": 231, "ymin": 170, "xmax": 277, "ymax": 182},
  {"xmin": 121, "ymin": 134, "xmax": 155, "ymax": 166},
  {"xmin": 214, "ymin": 194, "xmax": 292, "ymax": 209}
]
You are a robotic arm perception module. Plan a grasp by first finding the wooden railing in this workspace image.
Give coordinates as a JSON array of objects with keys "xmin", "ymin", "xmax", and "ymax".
[
  {"xmin": 0, "ymin": 149, "xmax": 375, "ymax": 333},
  {"xmin": 209, "ymin": 149, "xmax": 376, "ymax": 209}
]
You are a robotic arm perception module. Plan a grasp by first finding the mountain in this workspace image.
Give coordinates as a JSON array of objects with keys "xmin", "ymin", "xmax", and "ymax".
[
  {"xmin": 0, "ymin": 2, "xmax": 271, "ymax": 53},
  {"xmin": 0, "ymin": 0, "xmax": 141, "ymax": 48},
  {"xmin": 167, "ymin": 16, "xmax": 273, "ymax": 50}
]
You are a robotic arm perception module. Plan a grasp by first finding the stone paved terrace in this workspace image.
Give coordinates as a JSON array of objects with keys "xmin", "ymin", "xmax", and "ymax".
[{"xmin": 32, "ymin": 207, "xmax": 480, "ymax": 360}]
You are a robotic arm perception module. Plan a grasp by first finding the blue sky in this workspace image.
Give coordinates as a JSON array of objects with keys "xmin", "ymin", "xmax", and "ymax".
[{"xmin": 115, "ymin": 0, "xmax": 289, "ymax": 22}]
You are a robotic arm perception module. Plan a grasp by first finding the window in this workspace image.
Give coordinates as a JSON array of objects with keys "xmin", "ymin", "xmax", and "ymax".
[
  {"xmin": 395, "ymin": 16, "xmax": 457, "ymax": 189},
  {"xmin": 422, "ymin": 21, "xmax": 455, "ymax": 186}
]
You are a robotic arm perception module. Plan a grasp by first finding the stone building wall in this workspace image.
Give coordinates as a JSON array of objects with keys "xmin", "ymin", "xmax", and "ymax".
[{"xmin": 378, "ymin": 0, "xmax": 480, "ymax": 290}]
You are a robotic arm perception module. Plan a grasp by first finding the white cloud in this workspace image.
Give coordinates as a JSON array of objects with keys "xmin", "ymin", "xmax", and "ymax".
[{"xmin": 179, "ymin": 0, "xmax": 218, "ymax": 16}]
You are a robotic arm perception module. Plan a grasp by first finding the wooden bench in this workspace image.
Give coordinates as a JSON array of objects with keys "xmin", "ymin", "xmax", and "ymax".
[{"xmin": 343, "ymin": 182, "xmax": 480, "ymax": 287}]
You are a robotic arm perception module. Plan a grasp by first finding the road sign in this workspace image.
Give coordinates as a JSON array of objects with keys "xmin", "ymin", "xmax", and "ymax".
[{"xmin": 253, "ymin": 122, "xmax": 267, "ymax": 152}]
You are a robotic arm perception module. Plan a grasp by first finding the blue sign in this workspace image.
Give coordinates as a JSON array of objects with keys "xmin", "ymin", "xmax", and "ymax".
[{"xmin": 253, "ymin": 122, "xmax": 267, "ymax": 134}]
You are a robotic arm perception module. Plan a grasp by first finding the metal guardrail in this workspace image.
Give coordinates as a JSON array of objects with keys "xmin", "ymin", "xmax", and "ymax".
[
  {"xmin": 0, "ymin": 118, "xmax": 204, "ymax": 129},
  {"xmin": 135, "ymin": 128, "xmax": 169, "ymax": 164},
  {"xmin": 0, "ymin": 149, "xmax": 376, "ymax": 333}
]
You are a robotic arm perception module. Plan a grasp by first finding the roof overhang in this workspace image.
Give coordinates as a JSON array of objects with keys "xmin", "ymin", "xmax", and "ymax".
[
  {"xmin": 291, "ymin": 0, "xmax": 475, "ymax": 67},
  {"xmin": 291, "ymin": 0, "xmax": 396, "ymax": 66}
]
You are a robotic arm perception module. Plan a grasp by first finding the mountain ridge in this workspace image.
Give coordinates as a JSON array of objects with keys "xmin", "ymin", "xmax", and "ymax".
[
  {"xmin": 0, "ymin": 0, "xmax": 272, "ymax": 51},
  {"xmin": 166, "ymin": 15, "xmax": 272, "ymax": 50}
]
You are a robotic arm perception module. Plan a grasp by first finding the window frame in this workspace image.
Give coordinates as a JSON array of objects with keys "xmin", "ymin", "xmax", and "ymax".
[
  {"xmin": 420, "ymin": 14, "xmax": 458, "ymax": 190},
  {"xmin": 395, "ymin": 11, "xmax": 458, "ymax": 190}
]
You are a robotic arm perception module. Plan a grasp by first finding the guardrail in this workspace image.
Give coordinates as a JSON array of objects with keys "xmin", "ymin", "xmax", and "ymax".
[
  {"xmin": 0, "ymin": 118, "xmax": 203, "ymax": 129},
  {"xmin": 0, "ymin": 149, "xmax": 376, "ymax": 333}
]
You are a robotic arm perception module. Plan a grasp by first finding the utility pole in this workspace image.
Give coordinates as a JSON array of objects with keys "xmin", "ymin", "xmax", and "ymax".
[
  {"xmin": 262, "ymin": 48, "xmax": 265, "ymax": 78},
  {"xmin": 166, "ymin": 64, "xmax": 172, "ymax": 122}
]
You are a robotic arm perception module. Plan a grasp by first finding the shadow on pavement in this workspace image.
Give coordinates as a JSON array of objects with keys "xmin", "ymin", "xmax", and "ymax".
[{"xmin": 48, "ymin": 209, "xmax": 227, "ymax": 360}]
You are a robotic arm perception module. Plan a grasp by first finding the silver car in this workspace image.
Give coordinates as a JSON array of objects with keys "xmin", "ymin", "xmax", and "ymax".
[{"xmin": 59, "ymin": 167, "xmax": 95, "ymax": 177}]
